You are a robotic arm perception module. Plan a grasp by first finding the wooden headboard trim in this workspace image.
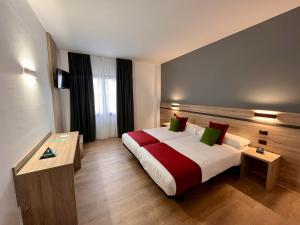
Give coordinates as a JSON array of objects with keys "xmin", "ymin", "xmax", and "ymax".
[{"xmin": 161, "ymin": 107, "xmax": 300, "ymax": 130}]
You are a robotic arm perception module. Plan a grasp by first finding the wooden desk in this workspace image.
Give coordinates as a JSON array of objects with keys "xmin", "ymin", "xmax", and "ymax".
[
  {"xmin": 13, "ymin": 132, "xmax": 81, "ymax": 225},
  {"xmin": 241, "ymin": 147, "xmax": 280, "ymax": 191}
]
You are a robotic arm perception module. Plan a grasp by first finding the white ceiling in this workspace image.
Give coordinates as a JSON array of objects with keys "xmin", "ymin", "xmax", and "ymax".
[{"xmin": 27, "ymin": 0, "xmax": 300, "ymax": 63}]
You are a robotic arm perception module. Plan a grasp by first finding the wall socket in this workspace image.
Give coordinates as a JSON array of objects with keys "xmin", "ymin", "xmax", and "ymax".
[
  {"xmin": 259, "ymin": 130, "xmax": 268, "ymax": 135},
  {"xmin": 258, "ymin": 139, "xmax": 267, "ymax": 145}
]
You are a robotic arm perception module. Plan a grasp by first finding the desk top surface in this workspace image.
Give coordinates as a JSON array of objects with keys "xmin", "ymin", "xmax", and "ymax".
[{"xmin": 17, "ymin": 132, "xmax": 79, "ymax": 175}]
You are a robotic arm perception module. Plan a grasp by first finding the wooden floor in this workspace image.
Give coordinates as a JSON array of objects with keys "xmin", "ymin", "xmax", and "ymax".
[{"xmin": 75, "ymin": 138, "xmax": 300, "ymax": 225}]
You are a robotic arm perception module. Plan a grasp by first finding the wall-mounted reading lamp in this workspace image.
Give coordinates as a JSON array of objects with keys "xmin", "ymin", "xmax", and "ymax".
[
  {"xmin": 23, "ymin": 67, "xmax": 36, "ymax": 77},
  {"xmin": 254, "ymin": 110, "xmax": 278, "ymax": 122},
  {"xmin": 171, "ymin": 103, "xmax": 180, "ymax": 111},
  {"xmin": 254, "ymin": 112, "xmax": 277, "ymax": 119}
]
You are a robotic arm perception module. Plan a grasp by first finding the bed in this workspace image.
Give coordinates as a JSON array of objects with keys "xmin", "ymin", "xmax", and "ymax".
[
  {"xmin": 136, "ymin": 131, "xmax": 250, "ymax": 196},
  {"xmin": 122, "ymin": 123, "xmax": 202, "ymax": 158}
]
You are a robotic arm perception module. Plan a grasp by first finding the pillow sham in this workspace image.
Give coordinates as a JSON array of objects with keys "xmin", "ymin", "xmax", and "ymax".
[
  {"xmin": 224, "ymin": 133, "xmax": 250, "ymax": 150},
  {"xmin": 196, "ymin": 127, "xmax": 205, "ymax": 137},
  {"xmin": 200, "ymin": 127, "xmax": 221, "ymax": 146},
  {"xmin": 186, "ymin": 123, "xmax": 203, "ymax": 135},
  {"xmin": 209, "ymin": 121, "xmax": 229, "ymax": 145},
  {"xmin": 169, "ymin": 118, "xmax": 180, "ymax": 132},
  {"xmin": 176, "ymin": 116, "xmax": 188, "ymax": 131}
]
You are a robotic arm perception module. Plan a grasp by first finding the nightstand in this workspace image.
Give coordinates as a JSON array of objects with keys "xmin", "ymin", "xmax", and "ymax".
[{"xmin": 241, "ymin": 147, "xmax": 281, "ymax": 191}]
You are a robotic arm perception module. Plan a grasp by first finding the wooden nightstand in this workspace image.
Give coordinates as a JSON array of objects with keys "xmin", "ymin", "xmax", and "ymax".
[{"xmin": 241, "ymin": 147, "xmax": 281, "ymax": 191}]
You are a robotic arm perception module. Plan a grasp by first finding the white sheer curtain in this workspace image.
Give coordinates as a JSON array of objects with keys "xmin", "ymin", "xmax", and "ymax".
[{"xmin": 91, "ymin": 56, "xmax": 117, "ymax": 139}]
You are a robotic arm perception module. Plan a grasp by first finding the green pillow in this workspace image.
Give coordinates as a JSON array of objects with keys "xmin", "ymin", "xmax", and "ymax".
[
  {"xmin": 169, "ymin": 118, "xmax": 180, "ymax": 132},
  {"xmin": 200, "ymin": 127, "xmax": 221, "ymax": 146}
]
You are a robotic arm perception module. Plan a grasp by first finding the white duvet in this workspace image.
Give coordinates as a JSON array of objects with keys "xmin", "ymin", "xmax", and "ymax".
[
  {"xmin": 137, "ymin": 134, "xmax": 245, "ymax": 196},
  {"xmin": 122, "ymin": 127, "xmax": 193, "ymax": 157}
]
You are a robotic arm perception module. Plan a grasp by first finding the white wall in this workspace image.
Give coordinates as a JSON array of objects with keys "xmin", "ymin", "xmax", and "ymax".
[
  {"xmin": 154, "ymin": 64, "xmax": 161, "ymax": 127},
  {"xmin": 133, "ymin": 61, "xmax": 161, "ymax": 130},
  {"xmin": 0, "ymin": 1, "xmax": 54, "ymax": 224}
]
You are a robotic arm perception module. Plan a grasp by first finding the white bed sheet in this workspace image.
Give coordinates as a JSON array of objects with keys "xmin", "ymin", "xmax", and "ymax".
[
  {"xmin": 122, "ymin": 127, "xmax": 193, "ymax": 157},
  {"xmin": 137, "ymin": 134, "xmax": 245, "ymax": 196}
]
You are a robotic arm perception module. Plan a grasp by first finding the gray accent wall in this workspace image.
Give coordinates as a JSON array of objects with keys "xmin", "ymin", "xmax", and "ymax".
[{"xmin": 161, "ymin": 7, "xmax": 300, "ymax": 113}]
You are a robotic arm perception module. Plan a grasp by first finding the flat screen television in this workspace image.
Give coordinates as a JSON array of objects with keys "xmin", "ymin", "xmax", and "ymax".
[{"xmin": 54, "ymin": 68, "xmax": 70, "ymax": 89}]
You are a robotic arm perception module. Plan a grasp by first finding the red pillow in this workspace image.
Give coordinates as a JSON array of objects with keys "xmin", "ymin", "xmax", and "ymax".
[
  {"xmin": 176, "ymin": 116, "xmax": 188, "ymax": 131},
  {"xmin": 209, "ymin": 122, "xmax": 229, "ymax": 145}
]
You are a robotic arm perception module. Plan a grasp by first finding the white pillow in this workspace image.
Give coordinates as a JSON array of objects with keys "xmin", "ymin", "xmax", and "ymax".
[
  {"xmin": 185, "ymin": 123, "xmax": 203, "ymax": 135},
  {"xmin": 224, "ymin": 133, "xmax": 250, "ymax": 150},
  {"xmin": 163, "ymin": 122, "xmax": 170, "ymax": 128},
  {"xmin": 196, "ymin": 127, "xmax": 205, "ymax": 137}
]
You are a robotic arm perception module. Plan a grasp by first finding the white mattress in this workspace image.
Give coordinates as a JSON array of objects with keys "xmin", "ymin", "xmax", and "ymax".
[
  {"xmin": 122, "ymin": 127, "xmax": 192, "ymax": 158},
  {"xmin": 137, "ymin": 135, "xmax": 245, "ymax": 196}
]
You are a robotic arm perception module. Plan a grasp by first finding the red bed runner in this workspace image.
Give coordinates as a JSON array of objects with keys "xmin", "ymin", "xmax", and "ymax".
[
  {"xmin": 144, "ymin": 143, "xmax": 202, "ymax": 195},
  {"xmin": 127, "ymin": 130, "xmax": 160, "ymax": 147}
]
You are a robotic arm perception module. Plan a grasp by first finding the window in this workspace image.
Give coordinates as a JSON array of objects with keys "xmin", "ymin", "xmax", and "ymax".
[
  {"xmin": 93, "ymin": 77, "xmax": 116, "ymax": 115},
  {"xmin": 107, "ymin": 79, "xmax": 116, "ymax": 114},
  {"xmin": 91, "ymin": 55, "xmax": 117, "ymax": 139}
]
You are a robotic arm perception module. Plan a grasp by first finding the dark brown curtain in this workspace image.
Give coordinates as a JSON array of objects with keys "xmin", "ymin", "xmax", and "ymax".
[
  {"xmin": 68, "ymin": 52, "xmax": 96, "ymax": 143},
  {"xmin": 116, "ymin": 58, "xmax": 134, "ymax": 137}
]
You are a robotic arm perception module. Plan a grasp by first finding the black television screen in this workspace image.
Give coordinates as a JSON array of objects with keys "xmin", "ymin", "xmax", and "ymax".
[{"xmin": 55, "ymin": 68, "xmax": 70, "ymax": 89}]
